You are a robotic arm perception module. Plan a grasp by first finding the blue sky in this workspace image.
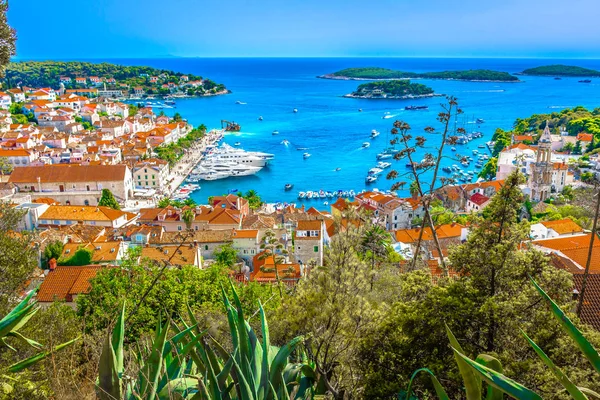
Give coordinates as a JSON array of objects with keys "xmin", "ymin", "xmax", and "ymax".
[{"xmin": 8, "ymin": 0, "xmax": 600, "ymax": 59}]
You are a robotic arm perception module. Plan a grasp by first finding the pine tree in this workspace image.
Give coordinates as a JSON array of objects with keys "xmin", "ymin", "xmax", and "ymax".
[{"xmin": 98, "ymin": 189, "xmax": 121, "ymax": 210}]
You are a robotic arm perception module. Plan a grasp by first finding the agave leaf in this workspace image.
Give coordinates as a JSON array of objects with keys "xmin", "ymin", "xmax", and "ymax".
[
  {"xmin": 156, "ymin": 377, "xmax": 199, "ymax": 398},
  {"xmin": 521, "ymin": 330, "xmax": 588, "ymax": 400},
  {"xmin": 445, "ymin": 324, "xmax": 481, "ymax": 400},
  {"xmin": 112, "ymin": 302, "xmax": 125, "ymax": 376},
  {"xmin": 580, "ymin": 387, "xmax": 600, "ymax": 399},
  {"xmin": 217, "ymin": 351, "xmax": 236, "ymax": 388},
  {"xmin": 0, "ymin": 303, "xmax": 38, "ymax": 341},
  {"xmin": 9, "ymin": 336, "xmax": 80, "ymax": 373},
  {"xmin": 231, "ymin": 355, "xmax": 255, "ymax": 400},
  {"xmin": 260, "ymin": 301, "xmax": 271, "ymax": 395},
  {"xmin": 404, "ymin": 368, "xmax": 449, "ymax": 400},
  {"xmin": 6, "ymin": 331, "xmax": 42, "ymax": 349},
  {"xmin": 474, "ymin": 354, "xmax": 503, "ymax": 400},
  {"xmin": 452, "ymin": 348, "xmax": 542, "ymax": 400},
  {"xmin": 269, "ymin": 335, "xmax": 304, "ymax": 394},
  {"xmin": 532, "ymin": 277, "xmax": 600, "ymax": 374},
  {"xmin": 96, "ymin": 333, "xmax": 121, "ymax": 400},
  {"xmin": 137, "ymin": 318, "xmax": 169, "ymax": 399}
]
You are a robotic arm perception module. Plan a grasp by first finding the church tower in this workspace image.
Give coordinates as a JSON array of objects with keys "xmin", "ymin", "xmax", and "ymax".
[{"xmin": 529, "ymin": 121, "xmax": 553, "ymax": 201}]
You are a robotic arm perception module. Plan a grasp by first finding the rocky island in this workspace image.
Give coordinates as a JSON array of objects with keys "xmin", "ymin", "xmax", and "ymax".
[
  {"xmin": 519, "ymin": 64, "xmax": 600, "ymax": 77},
  {"xmin": 320, "ymin": 67, "xmax": 520, "ymax": 82},
  {"xmin": 344, "ymin": 80, "xmax": 439, "ymax": 100}
]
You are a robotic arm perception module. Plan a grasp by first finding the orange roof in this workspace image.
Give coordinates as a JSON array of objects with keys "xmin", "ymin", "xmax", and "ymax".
[
  {"xmin": 0, "ymin": 149, "xmax": 30, "ymax": 157},
  {"xmin": 250, "ymin": 252, "xmax": 301, "ymax": 283},
  {"xmin": 513, "ymin": 135, "xmax": 533, "ymax": 142},
  {"xmin": 9, "ymin": 164, "xmax": 127, "ymax": 183},
  {"xmin": 140, "ymin": 245, "xmax": 198, "ymax": 267},
  {"xmin": 39, "ymin": 205, "xmax": 128, "ymax": 222},
  {"xmin": 297, "ymin": 220, "xmax": 322, "ymax": 231},
  {"xmin": 504, "ymin": 143, "xmax": 537, "ymax": 152},
  {"xmin": 577, "ymin": 133, "xmax": 593, "ymax": 142},
  {"xmin": 553, "ymin": 162, "xmax": 568, "ymax": 170},
  {"xmin": 395, "ymin": 223, "xmax": 464, "ymax": 243},
  {"xmin": 541, "ymin": 218, "xmax": 583, "ymax": 235},
  {"xmin": 62, "ymin": 242, "xmax": 121, "ymax": 262},
  {"xmin": 233, "ymin": 229, "xmax": 258, "ymax": 239},
  {"xmin": 533, "ymin": 234, "xmax": 600, "ymax": 272},
  {"xmin": 37, "ymin": 265, "xmax": 103, "ymax": 302}
]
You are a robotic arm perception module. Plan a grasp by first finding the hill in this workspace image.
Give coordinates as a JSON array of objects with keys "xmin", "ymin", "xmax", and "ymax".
[
  {"xmin": 320, "ymin": 67, "xmax": 519, "ymax": 82},
  {"xmin": 4, "ymin": 61, "xmax": 227, "ymax": 97},
  {"xmin": 345, "ymin": 80, "xmax": 437, "ymax": 99},
  {"xmin": 520, "ymin": 64, "xmax": 600, "ymax": 77}
]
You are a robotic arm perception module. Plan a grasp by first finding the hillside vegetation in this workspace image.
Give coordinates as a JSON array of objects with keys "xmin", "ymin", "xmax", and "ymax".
[
  {"xmin": 520, "ymin": 64, "xmax": 600, "ymax": 76},
  {"xmin": 323, "ymin": 67, "xmax": 519, "ymax": 81},
  {"xmin": 348, "ymin": 80, "xmax": 435, "ymax": 98}
]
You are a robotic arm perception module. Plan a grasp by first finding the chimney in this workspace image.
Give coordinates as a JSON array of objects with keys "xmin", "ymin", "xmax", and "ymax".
[
  {"xmin": 48, "ymin": 258, "xmax": 57, "ymax": 271},
  {"xmin": 193, "ymin": 240, "xmax": 198, "ymax": 247}
]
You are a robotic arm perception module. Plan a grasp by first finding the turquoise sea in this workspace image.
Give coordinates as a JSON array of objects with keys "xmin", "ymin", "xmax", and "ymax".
[{"xmin": 107, "ymin": 57, "xmax": 600, "ymax": 204}]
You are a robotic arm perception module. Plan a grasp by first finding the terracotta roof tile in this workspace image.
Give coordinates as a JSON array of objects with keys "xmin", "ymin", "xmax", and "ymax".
[
  {"xmin": 9, "ymin": 164, "xmax": 127, "ymax": 183},
  {"xmin": 37, "ymin": 265, "xmax": 103, "ymax": 302}
]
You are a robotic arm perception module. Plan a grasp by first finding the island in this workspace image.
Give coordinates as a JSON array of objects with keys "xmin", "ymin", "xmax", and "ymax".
[
  {"xmin": 344, "ymin": 80, "xmax": 438, "ymax": 99},
  {"xmin": 4, "ymin": 61, "xmax": 229, "ymax": 98},
  {"xmin": 320, "ymin": 67, "xmax": 520, "ymax": 82},
  {"xmin": 519, "ymin": 64, "xmax": 600, "ymax": 77}
]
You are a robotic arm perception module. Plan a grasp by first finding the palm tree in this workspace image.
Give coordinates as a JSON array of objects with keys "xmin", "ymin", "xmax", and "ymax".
[
  {"xmin": 181, "ymin": 208, "xmax": 195, "ymax": 230},
  {"xmin": 360, "ymin": 225, "xmax": 392, "ymax": 289}
]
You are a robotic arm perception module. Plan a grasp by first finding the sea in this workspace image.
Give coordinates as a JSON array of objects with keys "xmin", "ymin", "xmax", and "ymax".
[{"xmin": 104, "ymin": 57, "xmax": 600, "ymax": 205}]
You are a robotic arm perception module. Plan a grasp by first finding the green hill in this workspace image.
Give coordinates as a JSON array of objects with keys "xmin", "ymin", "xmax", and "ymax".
[
  {"xmin": 345, "ymin": 80, "xmax": 436, "ymax": 99},
  {"xmin": 320, "ymin": 67, "xmax": 519, "ymax": 82},
  {"xmin": 520, "ymin": 64, "xmax": 600, "ymax": 77}
]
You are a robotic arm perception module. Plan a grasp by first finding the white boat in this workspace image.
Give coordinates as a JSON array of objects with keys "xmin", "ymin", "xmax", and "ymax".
[
  {"xmin": 234, "ymin": 142, "xmax": 241, "ymax": 146},
  {"xmin": 258, "ymin": 116, "xmax": 263, "ymax": 121},
  {"xmin": 377, "ymin": 153, "xmax": 393, "ymax": 160},
  {"xmin": 235, "ymin": 101, "xmax": 247, "ymax": 105},
  {"xmin": 368, "ymin": 167, "xmax": 383, "ymax": 175},
  {"xmin": 298, "ymin": 192, "xmax": 306, "ymax": 199},
  {"xmin": 303, "ymin": 152, "xmax": 311, "ymax": 159},
  {"xmin": 272, "ymin": 130, "xmax": 279, "ymax": 135},
  {"xmin": 451, "ymin": 147, "xmax": 457, "ymax": 152},
  {"xmin": 366, "ymin": 175, "xmax": 377, "ymax": 183},
  {"xmin": 377, "ymin": 161, "xmax": 391, "ymax": 169},
  {"xmin": 362, "ymin": 142, "xmax": 370, "ymax": 148},
  {"xmin": 293, "ymin": 108, "xmax": 298, "ymax": 113},
  {"xmin": 349, "ymin": 190, "xmax": 356, "ymax": 197},
  {"xmin": 281, "ymin": 139, "xmax": 290, "ymax": 145},
  {"xmin": 370, "ymin": 130, "xmax": 380, "ymax": 138},
  {"xmin": 335, "ymin": 167, "xmax": 341, "ymax": 171}
]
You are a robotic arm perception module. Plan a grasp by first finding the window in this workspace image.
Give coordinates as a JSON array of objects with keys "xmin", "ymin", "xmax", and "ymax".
[
  {"xmin": 84, "ymin": 200, "xmax": 90, "ymax": 206},
  {"xmin": 243, "ymin": 250, "xmax": 247, "ymax": 254},
  {"xmin": 177, "ymin": 225, "xmax": 182, "ymax": 231},
  {"xmin": 195, "ymin": 225, "xmax": 198, "ymax": 231},
  {"xmin": 251, "ymin": 249, "xmax": 255, "ymax": 254},
  {"xmin": 314, "ymin": 246, "xmax": 318, "ymax": 252},
  {"xmin": 152, "ymin": 175, "xmax": 155, "ymax": 179},
  {"xmin": 53, "ymin": 220, "xmax": 60, "ymax": 225},
  {"xmin": 152, "ymin": 181, "xmax": 156, "ymax": 186},
  {"xmin": 138, "ymin": 181, "xmax": 142, "ymax": 186},
  {"xmin": 204, "ymin": 245, "xmax": 208, "ymax": 250},
  {"xmin": 394, "ymin": 215, "xmax": 398, "ymax": 221},
  {"xmin": 145, "ymin": 175, "xmax": 148, "ymax": 179}
]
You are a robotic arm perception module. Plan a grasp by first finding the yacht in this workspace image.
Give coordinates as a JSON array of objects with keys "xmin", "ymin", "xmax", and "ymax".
[
  {"xmin": 376, "ymin": 161, "xmax": 391, "ymax": 169},
  {"xmin": 235, "ymin": 100, "xmax": 247, "ymax": 105},
  {"xmin": 285, "ymin": 183, "xmax": 294, "ymax": 191},
  {"xmin": 370, "ymin": 130, "xmax": 380, "ymax": 138},
  {"xmin": 362, "ymin": 142, "xmax": 371, "ymax": 148},
  {"xmin": 377, "ymin": 153, "xmax": 393, "ymax": 160},
  {"xmin": 335, "ymin": 167, "xmax": 341, "ymax": 171},
  {"xmin": 298, "ymin": 192, "xmax": 306, "ymax": 199},
  {"xmin": 476, "ymin": 118, "xmax": 485, "ymax": 124},
  {"xmin": 272, "ymin": 130, "xmax": 279, "ymax": 135},
  {"xmin": 293, "ymin": 108, "xmax": 298, "ymax": 113},
  {"xmin": 258, "ymin": 116, "xmax": 263, "ymax": 121},
  {"xmin": 451, "ymin": 147, "xmax": 457, "ymax": 152},
  {"xmin": 478, "ymin": 144, "xmax": 486, "ymax": 149},
  {"xmin": 234, "ymin": 142, "xmax": 241, "ymax": 146},
  {"xmin": 281, "ymin": 139, "xmax": 290, "ymax": 145},
  {"xmin": 366, "ymin": 175, "xmax": 377, "ymax": 183},
  {"xmin": 303, "ymin": 152, "xmax": 311, "ymax": 159},
  {"xmin": 368, "ymin": 167, "xmax": 383, "ymax": 175},
  {"xmin": 197, "ymin": 171, "xmax": 230, "ymax": 181},
  {"xmin": 358, "ymin": 108, "xmax": 363, "ymax": 112},
  {"xmin": 442, "ymin": 166, "xmax": 452, "ymax": 173}
]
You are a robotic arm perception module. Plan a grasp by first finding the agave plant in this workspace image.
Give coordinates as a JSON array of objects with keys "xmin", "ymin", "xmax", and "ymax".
[
  {"xmin": 97, "ymin": 281, "xmax": 316, "ymax": 399},
  {"xmin": 2, "ymin": 288, "xmax": 79, "ymax": 374}
]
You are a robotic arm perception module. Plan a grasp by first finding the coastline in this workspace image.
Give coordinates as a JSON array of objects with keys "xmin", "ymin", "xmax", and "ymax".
[{"xmin": 318, "ymin": 74, "xmax": 520, "ymax": 83}]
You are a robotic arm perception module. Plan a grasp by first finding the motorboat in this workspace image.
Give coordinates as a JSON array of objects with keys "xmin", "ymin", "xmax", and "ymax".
[
  {"xmin": 258, "ymin": 116, "xmax": 263, "ymax": 121},
  {"xmin": 476, "ymin": 118, "xmax": 485, "ymax": 124},
  {"xmin": 362, "ymin": 142, "xmax": 371, "ymax": 148},
  {"xmin": 451, "ymin": 147, "xmax": 457, "ymax": 151},
  {"xmin": 235, "ymin": 100, "xmax": 247, "ymax": 105},
  {"xmin": 234, "ymin": 142, "xmax": 241, "ymax": 146},
  {"xmin": 442, "ymin": 166, "xmax": 452, "ymax": 173},
  {"xmin": 368, "ymin": 167, "xmax": 383, "ymax": 175},
  {"xmin": 478, "ymin": 144, "xmax": 486, "ymax": 149},
  {"xmin": 370, "ymin": 130, "xmax": 380, "ymax": 138},
  {"xmin": 285, "ymin": 183, "xmax": 294, "ymax": 191},
  {"xmin": 579, "ymin": 79, "xmax": 592, "ymax": 83},
  {"xmin": 281, "ymin": 139, "xmax": 290, "ymax": 145},
  {"xmin": 358, "ymin": 109, "xmax": 363, "ymax": 112},
  {"xmin": 377, "ymin": 153, "xmax": 393, "ymax": 160},
  {"xmin": 335, "ymin": 167, "xmax": 341, "ymax": 171},
  {"xmin": 298, "ymin": 192, "xmax": 306, "ymax": 199},
  {"xmin": 272, "ymin": 130, "xmax": 279, "ymax": 135},
  {"xmin": 293, "ymin": 108, "xmax": 298, "ymax": 113},
  {"xmin": 405, "ymin": 105, "xmax": 428, "ymax": 110},
  {"xmin": 365, "ymin": 175, "xmax": 377, "ymax": 183},
  {"xmin": 303, "ymin": 152, "xmax": 311, "ymax": 159},
  {"xmin": 376, "ymin": 161, "xmax": 391, "ymax": 169},
  {"xmin": 348, "ymin": 190, "xmax": 356, "ymax": 197}
]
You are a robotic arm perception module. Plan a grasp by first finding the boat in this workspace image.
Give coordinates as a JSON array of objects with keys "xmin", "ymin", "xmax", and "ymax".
[
  {"xmin": 473, "ymin": 149, "xmax": 479, "ymax": 155},
  {"xmin": 297, "ymin": 147, "xmax": 309, "ymax": 151},
  {"xmin": 370, "ymin": 130, "xmax": 380, "ymax": 138},
  {"xmin": 442, "ymin": 166, "xmax": 452, "ymax": 173},
  {"xmin": 293, "ymin": 108, "xmax": 298, "ymax": 113},
  {"xmin": 376, "ymin": 161, "xmax": 391, "ymax": 169},
  {"xmin": 405, "ymin": 105, "xmax": 428, "ymax": 111},
  {"xmin": 234, "ymin": 142, "xmax": 241, "ymax": 146},
  {"xmin": 285, "ymin": 183, "xmax": 293, "ymax": 191},
  {"xmin": 362, "ymin": 142, "xmax": 371, "ymax": 148},
  {"xmin": 335, "ymin": 167, "xmax": 341, "ymax": 171},
  {"xmin": 298, "ymin": 192, "xmax": 306, "ymax": 199},
  {"xmin": 319, "ymin": 190, "xmax": 326, "ymax": 198},
  {"xmin": 368, "ymin": 167, "xmax": 383, "ymax": 175},
  {"xmin": 165, "ymin": 100, "xmax": 176, "ymax": 105},
  {"xmin": 258, "ymin": 116, "xmax": 263, "ymax": 121},
  {"xmin": 281, "ymin": 139, "xmax": 290, "ymax": 145},
  {"xmin": 235, "ymin": 101, "xmax": 247, "ymax": 105},
  {"xmin": 365, "ymin": 175, "xmax": 377, "ymax": 183},
  {"xmin": 476, "ymin": 118, "xmax": 485, "ymax": 124},
  {"xmin": 358, "ymin": 109, "xmax": 363, "ymax": 112},
  {"xmin": 406, "ymin": 162, "xmax": 416, "ymax": 169},
  {"xmin": 303, "ymin": 152, "xmax": 311, "ymax": 159},
  {"xmin": 579, "ymin": 79, "xmax": 592, "ymax": 83},
  {"xmin": 451, "ymin": 147, "xmax": 456, "ymax": 152},
  {"xmin": 478, "ymin": 144, "xmax": 486, "ymax": 149},
  {"xmin": 377, "ymin": 153, "xmax": 393, "ymax": 160},
  {"xmin": 272, "ymin": 130, "xmax": 279, "ymax": 135},
  {"xmin": 554, "ymin": 77, "xmax": 562, "ymax": 80},
  {"xmin": 348, "ymin": 190, "xmax": 356, "ymax": 197}
]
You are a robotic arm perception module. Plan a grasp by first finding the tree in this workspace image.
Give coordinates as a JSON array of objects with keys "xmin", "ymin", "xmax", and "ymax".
[
  {"xmin": 0, "ymin": 1, "xmax": 16, "ymax": 77},
  {"xmin": 11, "ymin": 113, "xmax": 27, "ymax": 124},
  {"xmin": 157, "ymin": 197, "xmax": 171, "ymax": 208},
  {"xmin": 181, "ymin": 208, "xmax": 194, "ymax": 230},
  {"xmin": 0, "ymin": 202, "xmax": 37, "ymax": 310},
  {"xmin": 240, "ymin": 189, "xmax": 263, "ymax": 210},
  {"xmin": 479, "ymin": 156, "xmax": 498, "ymax": 180},
  {"xmin": 172, "ymin": 112, "xmax": 182, "ymax": 122},
  {"xmin": 213, "ymin": 243, "xmax": 238, "ymax": 269},
  {"xmin": 97, "ymin": 188, "xmax": 120, "ymax": 210},
  {"xmin": 128, "ymin": 104, "xmax": 138, "ymax": 116},
  {"xmin": 573, "ymin": 140, "xmax": 583, "ymax": 155},
  {"xmin": 58, "ymin": 246, "xmax": 93, "ymax": 266},
  {"xmin": 360, "ymin": 225, "xmax": 392, "ymax": 289},
  {"xmin": 0, "ymin": 156, "xmax": 12, "ymax": 175},
  {"xmin": 42, "ymin": 240, "xmax": 63, "ymax": 268},
  {"xmin": 258, "ymin": 229, "xmax": 288, "ymax": 298}
]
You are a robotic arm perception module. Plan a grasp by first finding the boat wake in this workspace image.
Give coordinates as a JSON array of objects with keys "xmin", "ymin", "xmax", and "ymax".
[
  {"xmin": 461, "ymin": 89, "xmax": 505, "ymax": 93},
  {"xmin": 548, "ymin": 105, "xmax": 575, "ymax": 109},
  {"xmin": 382, "ymin": 114, "xmax": 398, "ymax": 119}
]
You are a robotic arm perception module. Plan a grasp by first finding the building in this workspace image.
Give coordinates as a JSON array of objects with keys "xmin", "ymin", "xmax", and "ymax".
[
  {"xmin": 9, "ymin": 164, "xmax": 134, "ymax": 205},
  {"xmin": 528, "ymin": 122, "xmax": 554, "ymax": 201},
  {"xmin": 465, "ymin": 193, "xmax": 491, "ymax": 212},
  {"xmin": 37, "ymin": 265, "xmax": 103, "ymax": 307},
  {"xmin": 0, "ymin": 91, "xmax": 12, "ymax": 109},
  {"xmin": 37, "ymin": 205, "xmax": 136, "ymax": 228},
  {"xmin": 532, "ymin": 233, "xmax": 600, "ymax": 273},
  {"xmin": 529, "ymin": 218, "xmax": 584, "ymax": 240},
  {"xmin": 232, "ymin": 229, "xmax": 260, "ymax": 266},
  {"xmin": 61, "ymin": 241, "xmax": 126, "ymax": 265},
  {"xmin": 132, "ymin": 158, "xmax": 169, "ymax": 189},
  {"xmin": 140, "ymin": 245, "xmax": 202, "ymax": 268},
  {"xmin": 293, "ymin": 219, "xmax": 326, "ymax": 266}
]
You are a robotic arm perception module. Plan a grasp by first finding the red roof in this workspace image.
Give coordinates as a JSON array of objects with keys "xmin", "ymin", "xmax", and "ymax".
[
  {"xmin": 469, "ymin": 193, "xmax": 490, "ymax": 206},
  {"xmin": 577, "ymin": 133, "xmax": 593, "ymax": 142}
]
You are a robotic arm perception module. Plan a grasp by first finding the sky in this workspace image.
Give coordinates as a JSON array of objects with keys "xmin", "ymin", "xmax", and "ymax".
[{"xmin": 8, "ymin": 0, "xmax": 600, "ymax": 59}]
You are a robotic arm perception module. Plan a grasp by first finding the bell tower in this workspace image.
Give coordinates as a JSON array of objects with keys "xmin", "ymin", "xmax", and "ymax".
[{"xmin": 529, "ymin": 121, "xmax": 553, "ymax": 201}]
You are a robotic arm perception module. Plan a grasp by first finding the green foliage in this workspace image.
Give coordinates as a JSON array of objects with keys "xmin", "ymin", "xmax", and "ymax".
[
  {"xmin": 479, "ymin": 156, "xmax": 498, "ymax": 180},
  {"xmin": 156, "ymin": 125, "xmax": 206, "ymax": 166},
  {"xmin": 521, "ymin": 64, "xmax": 600, "ymax": 77},
  {"xmin": 0, "ymin": 157, "xmax": 12, "ymax": 175},
  {"xmin": 330, "ymin": 67, "xmax": 519, "ymax": 81},
  {"xmin": 0, "ymin": 1, "xmax": 15, "ymax": 79},
  {"xmin": 491, "ymin": 128, "xmax": 511, "ymax": 156},
  {"xmin": 157, "ymin": 197, "xmax": 171, "ymax": 208},
  {"xmin": 42, "ymin": 240, "xmax": 63, "ymax": 268},
  {"xmin": 352, "ymin": 80, "xmax": 434, "ymax": 97},
  {"xmin": 214, "ymin": 243, "xmax": 238, "ymax": 269},
  {"xmin": 57, "ymin": 246, "xmax": 93, "ymax": 266},
  {"xmin": 77, "ymin": 248, "xmax": 282, "ymax": 341},
  {"xmin": 98, "ymin": 189, "xmax": 121, "ymax": 210},
  {"xmin": 581, "ymin": 171, "xmax": 594, "ymax": 183},
  {"xmin": 239, "ymin": 190, "xmax": 263, "ymax": 210}
]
